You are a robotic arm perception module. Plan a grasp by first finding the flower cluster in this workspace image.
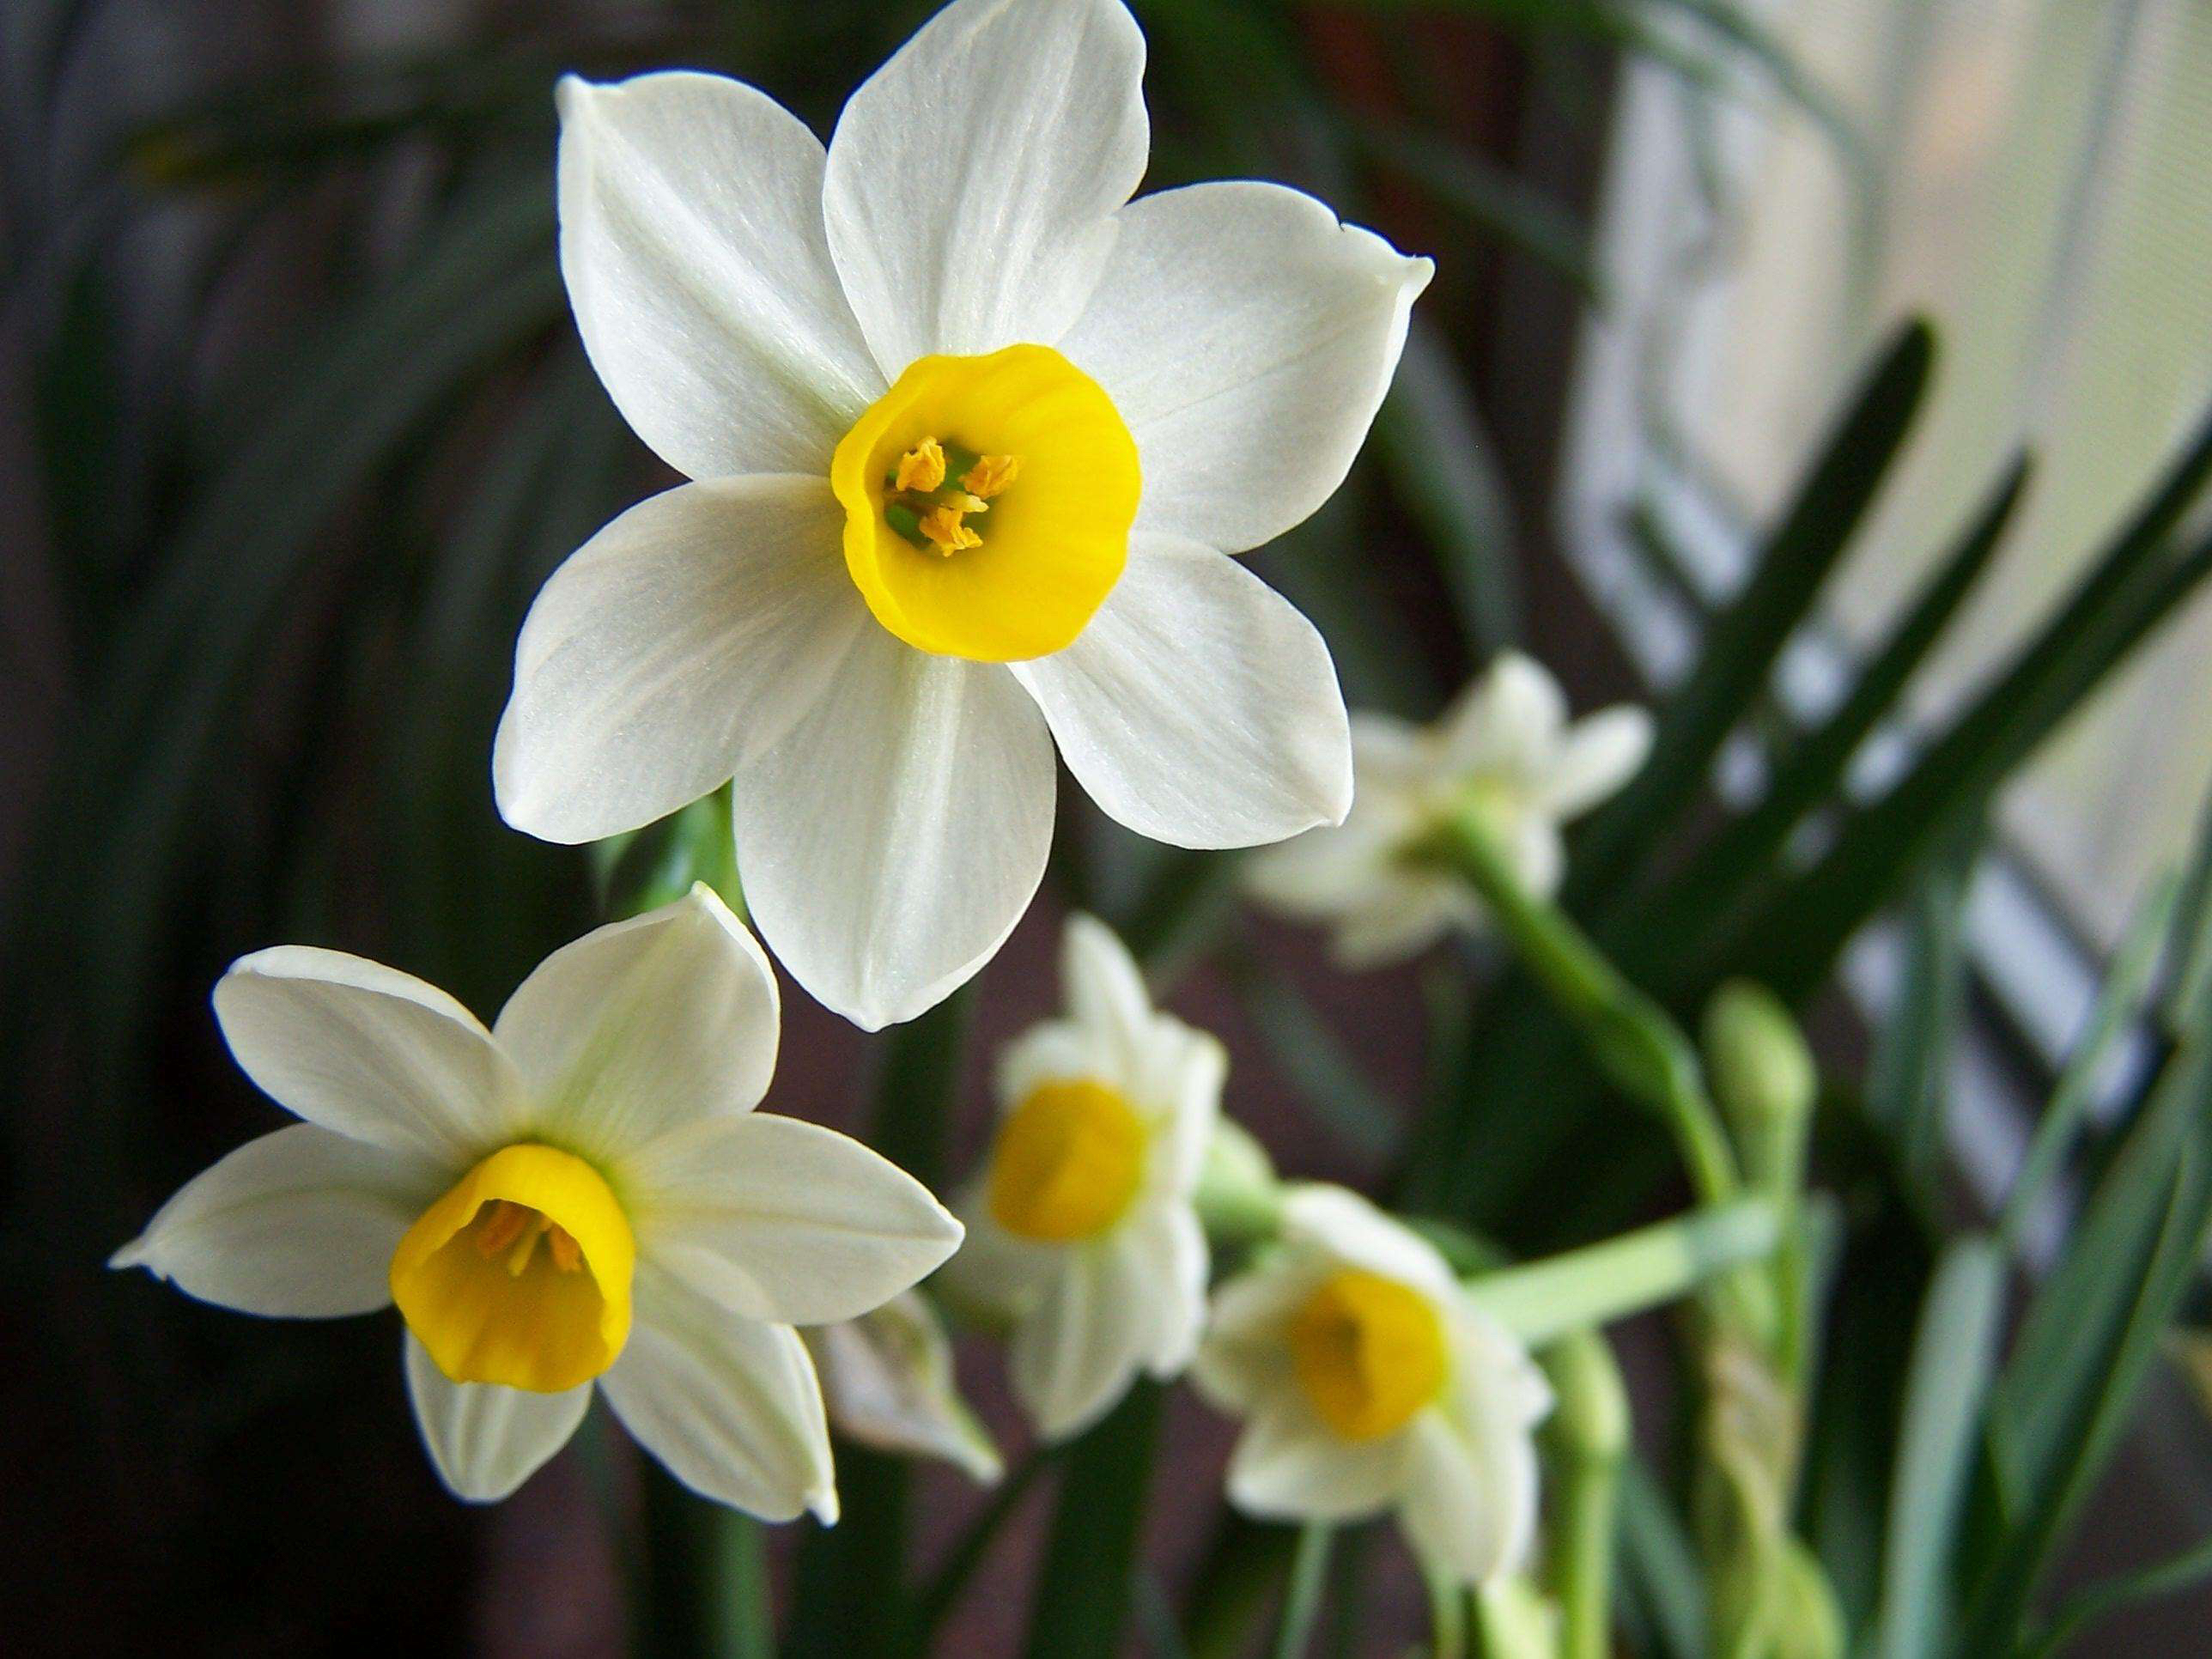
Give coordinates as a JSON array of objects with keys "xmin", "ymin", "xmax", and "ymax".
[{"xmin": 112, "ymin": 0, "xmax": 1683, "ymax": 1620}]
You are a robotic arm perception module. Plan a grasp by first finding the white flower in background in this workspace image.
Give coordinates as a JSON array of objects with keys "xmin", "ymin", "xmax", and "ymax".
[
  {"xmin": 1193, "ymin": 1185, "xmax": 1552, "ymax": 1587},
  {"xmin": 804, "ymin": 1290, "xmax": 1002, "ymax": 1484},
  {"xmin": 494, "ymin": 0, "xmax": 1432, "ymax": 1030},
  {"xmin": 942, "ymin": 915, "xmax": 1224, "ymax": 1439},
  {"xmin": 1244, "ymin": 651, "xmax": 1652, "ymax": 968},
  {"xmin": 112, "ymin": 887, "xmax": 961, "ymax": 1513}
]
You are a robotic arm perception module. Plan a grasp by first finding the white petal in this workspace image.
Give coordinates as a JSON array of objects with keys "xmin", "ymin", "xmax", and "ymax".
[
  {"xmin": 939, "ymin": 1190, "xmax": 1060, "ymax": 1318},
  {"xmin": 111, "ymin": 1126, "xmax": 447, "ymax": 1317},
  {"xmin": 803, "ymin": 1291, "xmax": 1003, "ymax": 1483},
  {"xmin": 494, "ymin": 886, "xmax": 779, "ymax": 1161},
  {"xmin": 1396, "ymin": 1407, "xmax": 1540, "ymax": 1587},
  {"xmin": 404, "ymin": 1335, "xmax": 592, "ymax": 1503},
  {"xmin": 1124, "ymin": 1201, "xmax": 1208, "ymax": 1375},
  {"xmin": 1192, "ymin": 1253, "xmax": 1329, "ymax": 1412},
  {"xmin": 1060, "ymin": 912, "xmax": 1154, "ymax": 1053},
  {"xmin": 994, "ymin": 1017, "xmax": 1119, "ymax": 1108},
  {"xmin": 1007, "ymin": 1233, "xmax": 1152, "ymax": 1441},
  {"xmin": 1330, "ymin": 878, "xmax": 1472, "ymax": 969},
  {"xmin": 1014, "ymin": 538, "xmax": 1351, "ymax": 848},
  {"xmin": 822, "ymin": 0, "xmax": 1147, "ymax": 375},
  {"xmin": 213, "ymin": 947, "xmax": 523, "ymax": 1164},
  {"xmin": 556, "ymin": 71, "xmax": 880, "ymax": 480},
  {"xmin": 1281, "ymin": 1185, "xmax": 1458, "ymax": 1299},
  {"xmin": 627, "ymin": 1112, "xmax": 963, "ymax": 1325},
  {"xmin": 495, "ymin": 477, "xmax": 866, "ymax": 846},
  {"xmin": 734, "ymin": 630, "xmax": 1054, "ymax": 1030},
  {"xmin": 1059, "ymin": 181, "xmax": 1431, "ymax": 552},
  {"xmin": 1540, "ymin": 707, "xmax": 1654, "ymax": 817},
  {"xmin": 1225, "ymin": 1399, "xmax": 1407, "ymax": 1520},
  {"xmin": 1442, "ymin": 652, "xmax": 1566, "ymax": 776},
  {"xmin": 1141, "ymin": 1022, "xmax": 1228, "ymax": 1194},
  {"xmin": 602, "ymin": 1266, "xmax": 836, "ymax": 1522}
]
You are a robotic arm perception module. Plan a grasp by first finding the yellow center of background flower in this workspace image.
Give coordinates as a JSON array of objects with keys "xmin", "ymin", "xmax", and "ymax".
[
  {"xmin": 987, "ymin": 1078, "xmax": 1147, "ymax": 1241},
  {"xmin": 390, "ymin": 1143, "xmax": 635, "ymax": 1393},
  {"xmin": 830, "ymin": 344, "xmax": 1139, "ymax": 661},
  {"xmin": 1289, "ymin": 1267, "xmax": 1448, "ymax": 1440}
]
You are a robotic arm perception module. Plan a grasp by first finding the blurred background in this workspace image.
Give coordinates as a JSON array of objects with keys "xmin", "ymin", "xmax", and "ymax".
[{"xmin": 3, "ymin": 1, "xmax": 2209, "ymax": 1654}]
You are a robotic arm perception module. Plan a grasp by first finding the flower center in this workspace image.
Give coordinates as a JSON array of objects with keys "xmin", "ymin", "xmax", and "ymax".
[
  {"xmin": 1289, "ymin": 1268, "xmax": 1448, "ymax": 1441},
  {"xmin": 987, "ymin": 1078, "xmax": 1147, "ymax": 1242},
  {"xmin": 830, "ymin": 344, "xmax": 1140, "ymax": 661},
  {"xmin": 390, "ymin": 1143, "xmax": 635, "ymax": 1393}
]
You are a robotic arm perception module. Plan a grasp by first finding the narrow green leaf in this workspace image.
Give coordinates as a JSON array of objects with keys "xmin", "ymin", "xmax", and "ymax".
[
  {"xmin": 893, "ymin": 1452, "xmax": 1051, "ymax": 1656},
  {"xmin": 2158, "ymin": 778, "xmax": 2212, "ymax": 1044},
  {"xmin": 1863, "ymin": 818, "xmax": 1978, "ymax": 1204},
  {"xmin": 1616, "ymin": 1458, "xmax": 1709, "ymax": 1659},
  {"xmin": 1965, "ymin": 1030, "xmax": 2212, "ymax": 1649},
  {"xmin": 1024, "ymin": 1382, "xmax": 1165, "ymax": 1659},
  {"xmin": 1998, "ymin": 870, "xmax": 2184, "ymax": 1251},
  {"xmin": 1734, "ymin": 524, "xmax": 2212, "ymax": 1001},
  {"xmin": 1869, "ymin": 1237, "xmax": 2007, "ymax": 1659},
  {"xmin": 2027, "ymin": 1528, "xmax": 2212, "ymax": 1659},
  {"xmin": 1639, "ymin": 455, "xmax": 2028, "ymax": 948},
  {"xmin": 1568, "ymin": 319, "xmax": 1936, "ymax": 912}
]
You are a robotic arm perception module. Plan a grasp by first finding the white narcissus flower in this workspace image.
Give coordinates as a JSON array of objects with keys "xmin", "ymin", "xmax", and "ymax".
[
  {"xmin": 111, "ymin": 886, "xmax": 961, "ymax": 1515},
  {"xmin": 942, "ymin": 915, "xmax": 1224, "ymax": 1440},
  {"xmin": 1193, "ymin": 1185, "xmax": 1553, "ymax": 1587},
  {"xmin": 1244, "ymin": 651, "xmax": 1652, "ymax": 968},
  {"xmin": 494, "ymin": 0, "xmax": 1433, "ymax": 1030}
]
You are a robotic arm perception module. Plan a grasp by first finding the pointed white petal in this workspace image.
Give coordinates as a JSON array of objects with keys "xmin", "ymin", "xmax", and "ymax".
[
  {"xmin": 822, "ymin": 0, "xmax": 1147, "ymax": 374},
  {"xmin": 404, "ymin": 1334, "xmax": 592, "ymax": 1503},
  {"xmin": 556, "ymin": 71, "xmax": 880, "ymax": 479},
  {"xmin": 212, "ymin": 948, "xmax": 523, "ymax": 1164},
  {"xmin": 1442, "ymin": 652, "xmax": 1567, "ymax": 775},
  {"xmin": 1225, "ymin": 1399, "xmax": 1407, "ymax": 1520},
  {"xmin": 495, "ymin": 477, "xmax": 866, "ymax": 846},
  {"xmin": 628, "ymin": 1112, "xmax": 962, "ymax": 1325},
  {"xmin": 734, "ymin": 631, "xmax": 1054, "ymax": 1030},
  {"xmin": 1015, "ymin": 538, "xmax": 1350, "ymax": 848},
  {"xmin": 1060, "ymin": 181, "xmax": 1431, "ymax": 552},
  {"xmin": 1007, "ymin": 1233, "xmax": 1152, "ymax": 1441},
  {"xmin": 1281, "ymin": 1185, "xmax": 1458, "ymax": 1299},
  {"xmin": 1142, "ymin": 1023, "xmax": 1228, "ymax": 1194},
  {"xmin": 1540, "ymin": 706, "xmax": 1654, "ymax": 817},
  {"xmin": 110, "ymin": 1125, "xmax": 447, "ymax": 1317},
  {"xmin": 1396, "ymin": 1407, "xmax": 1540, "ymax": 1586},
  {"xmin": 994, "ymin": 1017, "xmax": 1119, "ymax": 1107},
  {"xmin": 1124, "ymin": 1201, "xmax": 1208, "ymax": 1375},
  {"xmin": 803, "ymin": 1291, "xmax": 1003, "ymax": 1483},
  {"xmin": 602, "ymin": 1266, "xmax": 836, "ymax": 1522},
  {"xmin": 494, "ymin": 886, "xmax": 778, "ymax": 1161},
  {"xmin": 1060, "ymin": 912, "xmax": 1154, "ymax": 1053}
]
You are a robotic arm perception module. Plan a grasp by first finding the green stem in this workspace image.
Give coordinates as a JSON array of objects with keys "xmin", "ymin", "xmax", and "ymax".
[
  {"xmin": 639, "ymin": 1463, "xmax": 773, "ymax": 1659},
  {"xmin": 1271, "ymin": 1525, "xmax": 1335, "ymax": 1659},
  {"xmin": 1425, "ymin": 1570, "xmax": 1468, "ymax": 1659},
  {"xmin": 893, "ymin": 1451, "xmax": 1051, "ymax": 1655},
  {"xmin": 1437, "ymin": 807, "xmax": 1741, "ymax": 1206},
  {"xmin": 1545, "ymin": 1334, "xmax": 1628, "ymax": 1659},
  {"xmin": 1463, "ymin": 1199, "xmax": 1779, "ymax": 1346}
]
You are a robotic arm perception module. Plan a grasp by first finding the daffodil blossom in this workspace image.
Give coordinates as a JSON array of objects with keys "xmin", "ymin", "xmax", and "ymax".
[
  {"xmin": 493, "ymin": 0, "xmax": 1432, "ymax": 1029},
  {"xmin": 942, "ymin": 914, "xmax": 1224, "ymax": 1439},
  {"xmin": 1245, "ymin": 651, "xmax": 1652, "ymax": 967},
  {"xmin": 1193, "ymin": 1185, "xmax": 1552, "ymax": 1587},
  {"xmin": 111, "ymin": 886, "xmax": 962, "ymax": 1512}
]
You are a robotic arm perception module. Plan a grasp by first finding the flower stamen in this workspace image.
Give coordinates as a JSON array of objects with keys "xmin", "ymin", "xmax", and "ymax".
[{"xmin": 895, "ymin": 437, "xmax": 947, "ymax": 493}]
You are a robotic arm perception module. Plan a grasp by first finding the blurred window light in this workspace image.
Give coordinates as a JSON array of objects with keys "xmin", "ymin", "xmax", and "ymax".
[{"xmin": 1561, "ymin": 0, "xmax": 2212, "ymax": 1203}]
